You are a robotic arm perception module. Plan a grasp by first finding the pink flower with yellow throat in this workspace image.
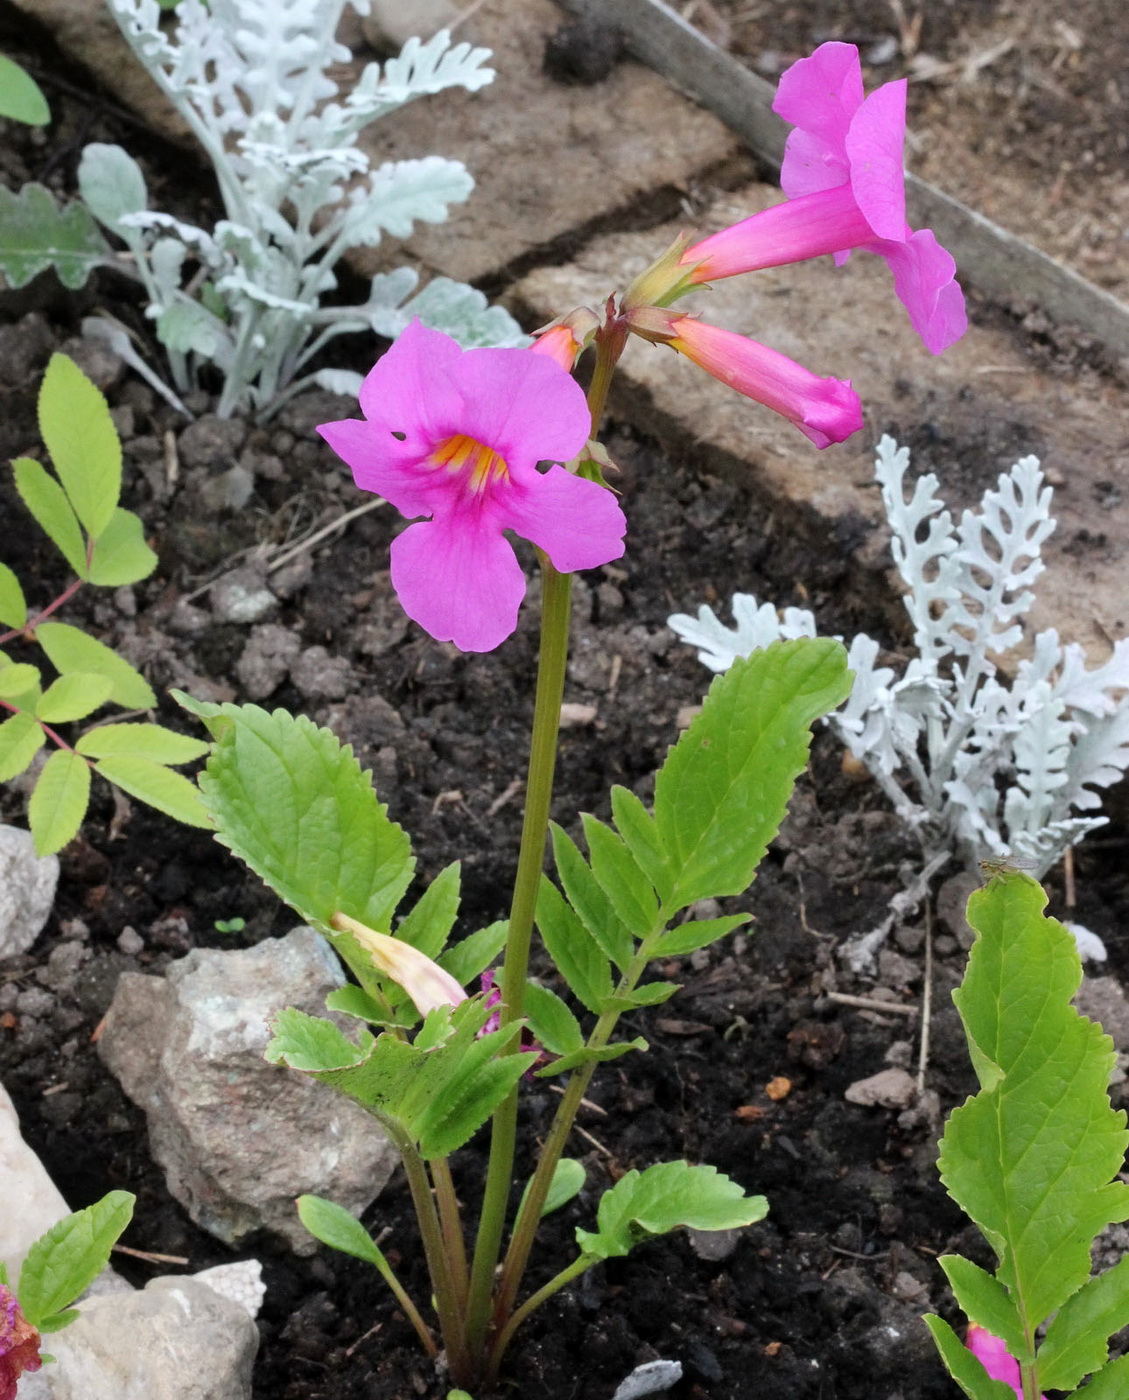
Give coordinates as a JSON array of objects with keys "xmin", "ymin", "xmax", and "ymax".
[
  {"xmin": 318, "ymin": 321, "xmax": 626, "ymax": 653},
  {"xmin": 679, "ymin": 42, "xmax": 967, "ymax": 354}
]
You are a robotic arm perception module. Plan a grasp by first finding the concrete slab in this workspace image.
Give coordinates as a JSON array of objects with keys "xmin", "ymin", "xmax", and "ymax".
[
  {"xmin": 511, "ymin": 184, "xmax": 1129, "ymax": 655},
  {"xmin": 16, "ymin": 0, "xmax": 741, "ymax": 286}
]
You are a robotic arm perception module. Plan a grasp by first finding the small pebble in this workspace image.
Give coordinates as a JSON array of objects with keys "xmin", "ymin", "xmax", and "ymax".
[{"xmin": 118, "ymin": 926, "xmax": 145, "ymax": 956}]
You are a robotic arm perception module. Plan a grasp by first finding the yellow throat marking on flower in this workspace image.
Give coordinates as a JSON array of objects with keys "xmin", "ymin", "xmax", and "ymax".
[{"xmin": 432, "ymin": 433, "xmax": 509, "ymax": 495}]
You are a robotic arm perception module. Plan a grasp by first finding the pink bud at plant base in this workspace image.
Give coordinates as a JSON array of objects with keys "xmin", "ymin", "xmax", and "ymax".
[
  {"xmin": 678, "ymin": 42, "xmax": 966, "ymax": 354},
  {"xmin": 317, "ymin": 322, "xmax": 626, "ymax": 653},
  {"xmin": 332, "ymin": 914, "xmax": 467, "ymax": 1018},
  {"xmin": 0, "ymin": 1286, "xmax": 42, "ymax": 1400},
  {"xmin": 530, "ymin": 307, "xmax": 600, "ymax": 371},
  {"xmin": 965, "ymin": 1325, "xmax": 1045, "ymax": 1399},
  {"xmin": 628, "ymin": 306, "xmax": 862, "ymax": 449}
]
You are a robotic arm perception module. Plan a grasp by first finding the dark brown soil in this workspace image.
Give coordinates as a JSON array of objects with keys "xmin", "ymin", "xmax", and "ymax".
[{"xmin": 2, "ymin": 10, "xmax": 1129, "ymax": 1400}]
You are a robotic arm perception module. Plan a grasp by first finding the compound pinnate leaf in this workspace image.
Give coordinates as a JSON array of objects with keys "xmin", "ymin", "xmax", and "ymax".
[
  {"xmin": 535, "ymin": 1039, "xmax": 647, "ymax": 1077},
  {"xmin": 651, "ymin": 914, "xmax": 751, "ymax": 958},
  {"xmin": 29, "ymin": 749, "xmax": 90, "ymax": 855},
  {"xmin": 923, "ymin": 1317, "xmax": 1025, "ymax": 1400},
  {"xmin": 523, "ymin": 980, "xmax": 584, "ymax": 1056},
  {"xmin": 0, "ymin": 183, "xmax": 110, "ymax": 290},
  {"xmin": 0, "ymin": 562, "xmax": 27, "ymax": 628},
  {"xmin": 35, "ymin": 672, "xmax": 114, "ymax": 723},
  {"xmin": 609, "ymin": 784, "xmax": 670, "ymax": 904},
  {"xmin": 1036, "ymin": 1254, "xmax": 1129, "ymax": 1390},
  {"xmin": 653, "ymin": 640, "xmax": 850, "ymax": 911},
  {"xmin": 75, "ymin": 722, "xmax": 208, "ymax": 764},
  {"xmin": 178, "ymin": 699, "xmax": 415, "ymax": 936},
  {"xmin": 0, "ymin": 711, "xmax": 45, "ymax": 782},
  {"xmin": 94, "ymin": 755, "xmax": 211, "ymax": 828},
  {"xmin": 438, "ymin": 920, "xmax": 508, "ymax": 988},
  {"xmin": 575, "ymin": 1161, "xmax": 766, "ymax": 1262},
  {"xmin": 535, "ymin": 874, "xmax": 612, "ymax": 1015},
  {"xmin": 296, "ymin": 1195, "xmax": 385, "ymax": 1269},
  {"xmin": 940, "ymin": 873, "xmax": 1129, "ymax": 1330},
  {"xmin": 0, "ymin": 662, "xmax": 41, "ymax": 699},
  {"xmin": 580, "ymin": 813, "xmax": 658, "ymax": 937},
  {"xmin": 87, "ymin": 508, "xmax": 158, "ymax": 586},
  {"xmin": 37, "ymin": 622, "xmax": 155, "ymax": 709},
  {"xmin": 17, "ymin": 1191, "xmax": 134, "ymax": 1328},
  {"xmin": 39, "ymin": 353, "xmax": 121, "ymax": 538},
  {"xmin": 12, "ymin": 457, "xmax": 88, "ymax": 577},
  {"xmin": 938, "ymin": 1256, "xmax": 1025, "ymax": 1360},
  {"xmin": 550, "ymin": 822, "xmax": 633, "ymax": 972}
]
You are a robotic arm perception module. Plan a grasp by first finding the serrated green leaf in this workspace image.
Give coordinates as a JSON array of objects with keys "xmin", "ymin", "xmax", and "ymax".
[
  {"xmin": 438, "ymin": 920, "xmax": 508, "ymax": 988},
  {"xmin": 75, "ymin": 722, "xmax": 208, "ymax": 764},
  {"xmin": 523, "ymin": 980, "xmax": 584, "ymax": 1055},
  {"xmin": 324, "ymin": 984, "xmax": 390, "ymax": 1024},
  {"xmin": 0, "ymin": 183, "xmax": 110, "ymax": 289},
  {"xmin": 296, "ymin": 1194, "xmax": 385, "ymax": 1268},
  {"xmin": 76, "ymin": 143, "xmax": 148, "ymax": 235},
  {"xmin": 535, "ymin": 1038, "xmax": 647, "ymax": 1077},
  {"xmin": 651, "ymin": 914, "xmax": 751, "ymax": 958},
  {"xmin": 36, "ymin": 1309, "xmax": 78, "ymax": 1333},
  {"xmin": 0, "ymin": 54, "xmax": 50, "ymax": 125},
  {"xmin": 0, "ymin": 710, "xmax": 45, "ymax": 781},
  {"xmin": 1075, "ymin": 1352, "xmax": 1129, "ymax": 1399},
  {"xmin": 0, "ymin": 563, "xmax": 27, "ymax": 628},
  {"xmin": 609, "ymin": 785, "xmax": 670, "ymax": 903},
  {"xmin": 17, "ymin": 1191, "xmax": 134, "ymax": 1327},
  {"xmin": 939, "ymin": 872, "xmax": 1129, "ymax": 1332},
  {"xmin": 581, "ymin": 813, "xmax": 659, "ymax": 938},
  {"xmin": 654, "ymin": 640, "xmax": 851, "ymax": 911},
  {"xmin": 36, "ymin": 672, "xmax": 114, "ymax": 723},
  {"xmin": 518, "ymin": 1158, "xmax": 586, "ymax": 1223},
  {"xmin": 28, "ymin": 749, "xmax": 90, "ymax": 855},
  {"xmin": 36, "ymin": 622, "xmax": 155, "ymax": 708},
  {"xmin": 12, "ymin": 458, "xmax": 88, "ymax": 577},
  {"xmin": 575, "ymin": 1161, "xmax": 766, "ymax": 1262},
  {"xmin": 94, "ymin": 755, "xmax": 211, "ymax": 828},
  {"xmin": 923, "ymin": 1316, "xmax": 1024, "ymax": 1400},
  {"xmin": 601, "ymin": 981, "xmax": 679, "ymax": 1013},
  {"xmin": 267, "ymin": 1001, "xmax": 535, "ymax": 1157},
  {"xmin": 395, "ymin": 862, "xmax": 460, "ymax": 960},
  {"xmin": 535, "ymin": 874, "xmax": 612, "ymax": 1016},
  {"xmin": 550, "ymin": 823, "xmax": 633, "ymax": 972},
  {"xmin": 1037, "ymin": 1254, "xmax": 1129, "ymax": 1389},
  {"xmin": 39, "ymin": 353, "xmax": 121, "ymax": 537},
  {"xmin": 0, "ymin": 662, "xmax": 40, "ymax": 698},
  {"xmin": 178, "ymin": 700, "xmax": 415, "ymax": 937},
  {"xmin": 87, "ymin": 508, "xmax": 158, "ymax": 586},
  {"xmin": 938, "ymin": 1257, "xmax": 1026, "ymax": 1359}
]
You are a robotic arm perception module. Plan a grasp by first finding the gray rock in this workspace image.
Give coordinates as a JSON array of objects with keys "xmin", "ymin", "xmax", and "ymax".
[
  {"xmin": 210, "ymin": 566, "xmax": 277, "ymax": 625},
  {"xmin": 178, "ymin": 415, "xmax": 246, "ymax": 470},
  {"xmin": 198, "ymin": 462, "xmax": 256, "ymax": 513},
  {"xmin": 1, "ymin": 1080, "xmax": 70, "ymax": 1280},
  {"xmin": 235, "ymin": 624, "xmax": 301, "ymax": 699},
  {"xmin": 97, "ymin": 927, "xmax": 396, "ymax": 1251},
  {"xmin": 611, "ymin": 1360, "xmax": 683, "ymax": 1400},
  {"xmin": 29, "ymin": 1276, "xmax": 257, "ymax": 1400},
  {"xmin": 844, "ymin": 1067, "xmax": 918, "ymax": 1110},
  {"xmin": 290, "ymin": 645, "xmax": 353, "ymax": 700},
  {"xmin": 0, "ymin": 826, "xmax": 59, "ymax": 960},
  {"xmin": 1076, "ymin": 976, "xmax": 1129, "ymax": 1050}
]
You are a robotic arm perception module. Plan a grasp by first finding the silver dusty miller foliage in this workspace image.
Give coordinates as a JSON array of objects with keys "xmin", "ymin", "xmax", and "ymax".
[
  {"xmin": 0, "ymin": 0, "xmax": 523, "ymax": 417},
  {"xmin": 671, "ymin": 436, "xmax": 1129, "ymax": 963}
]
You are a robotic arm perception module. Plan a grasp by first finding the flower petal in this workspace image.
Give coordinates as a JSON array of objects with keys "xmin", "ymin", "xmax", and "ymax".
[
  {"xmin": 391, "ymin": 512, "xmax": 527, "ymax": 652},
  {"xmin": 499, "ymin": 466, "xmax": 627, "ymax": 574},
  {"xmin": 780, "ymin": 125, "xmax": 851, "ymax": 200},
  {"xmin": 668, "ymin": 317, "xmax": 862, "ymax": 448},
  {"xmin": 316, "ymin": 416, "xmax": 439, "ymax": 518},
  {"xmin": 774, "ymin": 41, "xmax": 864, "ymax": 154},
  {"xmin": 448, "ymin": 346, "xmax": 591, "ymax": 474},
  {"xmin": 965, "ymin": 1326, "xmax": 1042, "ymax": 1399},
  {"xmin": 871, "ymin": 227, "xmax": 968, "ymax": 353},
  {"xmin": 357, "ymin": 319, "xmax": 464, "ymax": 446},
  {"xmin": 844, "ymin": 79, "xmax": 907, "ymax": 241}
]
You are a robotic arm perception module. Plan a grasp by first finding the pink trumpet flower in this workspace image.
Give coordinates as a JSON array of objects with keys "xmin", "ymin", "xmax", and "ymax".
[
  {"xmin": 318, "ymin": 322, "xmax": 626, "ymax": 653},
  {"xmin": 627, "ymin": 307, "xmax": 862, "ymax": 449},
  {"xmin": 1, "ymin": 1286, "xmax": 42, "ymax": 1400},
  {"xmin": 965, "ymin": 1325, "xmax": 1045, "ymax": 1399},
  {"xmin": 679, "ymin": 42, "xmax": 967, "ymax": 354}
]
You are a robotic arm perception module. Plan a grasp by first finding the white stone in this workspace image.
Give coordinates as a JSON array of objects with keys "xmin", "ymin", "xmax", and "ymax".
[
  {"xmin": 97, "ymin": 926, "xmax": 398, "ymax": 1251},
  {"xmin": 0, "ymin": 826, "xmax": 58, "ymax": 960},
  {"xmin": 362, "ymin": 0, "xmax": 461, "ymax": 51},
  {"xmin": 190, "ymin": 1260, "xmax": 266, "ymax": 1320},
  {"xmin": 0, "ymin": 1081, "xmax": 69, "ymax": 1281}
]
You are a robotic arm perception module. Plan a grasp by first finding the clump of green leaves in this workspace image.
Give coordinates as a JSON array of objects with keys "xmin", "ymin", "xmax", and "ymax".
[
  {"xmin": 927, "ymin": 869, "xmax": 1129, "ymax": 1398},
  {"xmin": 1, "ymin": 354, "xmax": 209, "ymax": 854},
  {"xmin": 178, "ymin": 637, "xmax": 850, "ymax": 1386}
]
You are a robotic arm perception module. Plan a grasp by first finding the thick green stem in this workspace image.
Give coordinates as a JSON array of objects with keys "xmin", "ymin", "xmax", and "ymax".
[
  {"xmin": 430, "ymin": 1157, "xmax": 469, "ymax": 1310},
  {"xmin": 399, "ymin": 1142, "xmax": 471, "ymax": 1383},
  {"xmin": 1021, "ymin": 1359, "xmax": 1039, "ymax": 1400},
  {"xmin": 487, "ymin": 1255, "xmax": 593, "ymax": 1380},
  {"xmin": 463, "ymin": 561, "xmax": 573, "ymax": 1359}
]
